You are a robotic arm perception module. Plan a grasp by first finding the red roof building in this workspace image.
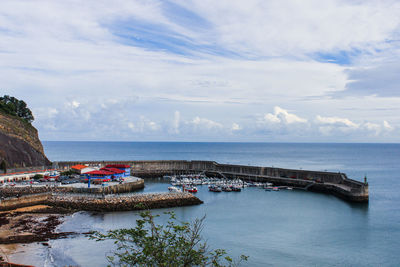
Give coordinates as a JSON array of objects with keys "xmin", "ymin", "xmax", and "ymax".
[
  {"xmin": 85, "ymin": 170, "xmax": 114, "ymax": 176},
  {"xmin": 105, "ymin": 164, "xmax": 131, "ymax": 168},
  {"xmin": 71, "ymin": 164, "xmax": 88, "ymax": 170},
  {"xmin": 100, "ymin": 167, "xmax": 124, "ymax": 174}
]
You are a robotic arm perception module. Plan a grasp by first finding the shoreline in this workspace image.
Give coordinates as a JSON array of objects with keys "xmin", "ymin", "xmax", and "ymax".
[
  {"xmin": 0, "ymin": 191, "xmax": 203, "ymax": 263},
  {"xmin": 0, "ymin": 205, "xmax": 74, "ymax": 264}
]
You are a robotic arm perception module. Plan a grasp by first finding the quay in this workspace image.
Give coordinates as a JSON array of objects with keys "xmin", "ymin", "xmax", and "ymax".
[{"xmin": 56, "ymin": 160, "xmax": 369, "ymax": 203}]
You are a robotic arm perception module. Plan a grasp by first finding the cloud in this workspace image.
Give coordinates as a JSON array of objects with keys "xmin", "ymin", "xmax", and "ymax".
[
  {"xmin": 0, "ymin": 1, "xmax": 399, "ymax": 142},
  {"xmin": 338, "ymin": 58, "xmax": 400, "ymax": 97},
  {"xmin": 191, "ymin": 117, "xmax": 222, "ymax": 130},
  {"xmin": 172, "ymin": 111, "xmax": 180, "ymax": 134},
  {"xmin": 315, "ymin": 115, "xmax": 394, "ymax": 136},
  {"xmin": 231, "ymin": 123, "xmax": 242, "ymax": 131},
  {"xmin": 383, "ymin": 120, "xmax": 394, "ymax": 131},
  {"xmin": 315, "ymin": 115, "xmax": 358, "ymax": 128},
  {"xmin": 264, "ymin": 107, "xmax": 307, "ymax": 124},
  {"xmin": 175, "ymin": 0, "xmax": 400, "ymax": 58}
]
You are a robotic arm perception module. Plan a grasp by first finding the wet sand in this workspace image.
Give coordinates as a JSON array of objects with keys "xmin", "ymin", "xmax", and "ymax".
[{"xmin": 0, "ymin": 205, "xmax": 76, "ymax": 264}]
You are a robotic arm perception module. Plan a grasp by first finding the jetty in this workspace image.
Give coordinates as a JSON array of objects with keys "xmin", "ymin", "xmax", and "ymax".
[{"xmin": 56, "ymin": 160, "xmax": 369, "ymax": 202}]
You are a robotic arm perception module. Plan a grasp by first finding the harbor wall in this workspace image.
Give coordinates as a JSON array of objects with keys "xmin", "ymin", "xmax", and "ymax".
[
  {"xmin": 49, "ymin": 192, "xmax": 203, "ymax": 212},
  {"xmin": 0, "ymin": 192, "xmax": 202, "ymax": 212},
  {"xmin": 0, "ymin": 193, "xmax": 50, "ymax": 211},
  {"xmin": 56, "ymin": 160, "xmax": 369, "ymax": 202},
  {"xmin": 57, "ymin": 160, "xmax": 344, "ymax": 182}
]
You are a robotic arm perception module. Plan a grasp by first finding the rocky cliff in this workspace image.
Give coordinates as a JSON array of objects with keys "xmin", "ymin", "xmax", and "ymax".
[{"xmin": 0, "ymin": 111, "xmax": 51, "ymax": 168}]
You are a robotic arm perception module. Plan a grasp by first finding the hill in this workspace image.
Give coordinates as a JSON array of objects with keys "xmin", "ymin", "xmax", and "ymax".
[{"xmin": 0, "ymin": 96, "xmax": 50, "ymax": 169}]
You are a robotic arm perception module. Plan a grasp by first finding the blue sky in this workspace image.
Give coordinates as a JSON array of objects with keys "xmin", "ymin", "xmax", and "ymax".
[{"xmin": 1, "ymin": 0, "xmax": 400, "ymax": 142}]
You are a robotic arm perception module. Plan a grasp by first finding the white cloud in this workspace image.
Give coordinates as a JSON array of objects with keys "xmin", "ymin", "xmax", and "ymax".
[
  {"xmin": 383, "ymin": 120, "xmax": 394, "ymax": 131},
  {"xmin": 231, "ymin": 123, "xmax": 242, "ymax": 131},
  {"xmin": 65, "ymin": 100, "xmax": 81, "ymax": 110},
  {"xmin": 0, "ymin": 0, "xmax": 399, "ymax": 142},
  {"xmin": 363, "ymin": 122, "xmax": 381, "ymax": 136},
  {"xmin": 172, "ymin": 111, "xmax": 180, "ymax": 134},
  {"xmin": 264, "ymin": 107, "xmax": 307, "ymax": 124},
  {"xmin": 137, "ymin": 116, "xmax": 160, "ymax": 132},
  {"xmin": 127, "ymin": 122, "xmax": 135, "ymax": 130},
  {"xmin": 191, "ymin": 117, "xmax": 222, "ymax": 129},
  {"xmin": 315, "ymin": 115, "xmax": 359, "ymax": 128},
  {"xmin": 176, "ymin": 0, "xmax": 400, "ymax": 57}
]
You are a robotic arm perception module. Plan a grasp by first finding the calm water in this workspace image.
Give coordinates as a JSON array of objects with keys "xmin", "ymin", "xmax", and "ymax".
[{"xmin": 10, "ymin": 142, "xmax": 400, "ymax": 266}]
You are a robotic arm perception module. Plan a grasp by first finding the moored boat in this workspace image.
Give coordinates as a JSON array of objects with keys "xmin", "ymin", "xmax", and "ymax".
[
  {"xmin": 209, "ymin": 185, "xmax": 222, "ymax": 192},
  {"xmin": 183, "ymin": 185, "xmax": 198, "ymax": 193},
  {"xmin": 168, "ymin": 186, "xmax": 182, "ymax": 192},
  {"xmin": 231, "ymin": 186, "xmax": 241, "ymax": 192},
  {"xmin": 222, "ymin": 186, "xmax": 232, "ymax": 192}
]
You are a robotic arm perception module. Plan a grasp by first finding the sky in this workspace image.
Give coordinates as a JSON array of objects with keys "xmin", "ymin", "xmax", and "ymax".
[{"xmin": 1, "ymin": 0, "xmax": 400, "ymax": 142}]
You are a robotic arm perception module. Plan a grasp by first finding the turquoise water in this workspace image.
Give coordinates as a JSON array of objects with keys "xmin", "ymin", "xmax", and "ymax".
[{"xmin": 11, "ymin": 142, "xmax": 400, "ymax": 266}]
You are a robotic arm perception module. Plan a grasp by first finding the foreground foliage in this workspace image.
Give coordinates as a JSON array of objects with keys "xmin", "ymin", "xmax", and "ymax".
[{"xmin": 90, "ymin": 210, "xmax": 248, "ymax": 267}]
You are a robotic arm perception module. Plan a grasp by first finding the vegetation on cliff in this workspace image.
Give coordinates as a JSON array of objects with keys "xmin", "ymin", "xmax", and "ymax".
[{"xmin": 0, "ymin": 95, "xmax": 34, "ymax": 124}]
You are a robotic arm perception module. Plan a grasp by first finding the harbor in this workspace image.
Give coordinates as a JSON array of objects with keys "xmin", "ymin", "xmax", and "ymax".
[
  {"xmin": 56, "ymin": 160, "xmax": 369, "ymax": 202},
  {"xmin": 0, "ymin": 157, "xmax": 370, "ymax": 265},
  {"xmin": 3, "ymin": 142, "xmax": 398, "ymax": 267}
]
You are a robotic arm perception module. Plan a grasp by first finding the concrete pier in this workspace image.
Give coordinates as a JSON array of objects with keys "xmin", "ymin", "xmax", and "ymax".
[{"xmin": 56, "ymin": 160, "xmax": 369, "ymax": 203}]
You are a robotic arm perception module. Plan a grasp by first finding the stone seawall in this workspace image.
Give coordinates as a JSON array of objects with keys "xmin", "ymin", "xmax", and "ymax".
[
  {"xmin": 48, "ymin": 192, "xmax": 203, "ymax": 212},
  {"xmin": 0, "ymin": 193, "xmax": 50, "ymax": 211}
]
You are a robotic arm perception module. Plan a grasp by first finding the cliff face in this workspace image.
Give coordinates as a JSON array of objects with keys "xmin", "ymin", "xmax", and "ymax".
[{"xmin": 0, "ymin": 111, "xmax": 51, "ymax": 168}]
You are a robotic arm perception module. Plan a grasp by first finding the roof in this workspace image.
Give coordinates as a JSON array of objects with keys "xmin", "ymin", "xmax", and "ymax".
[
  {"xmin": 100, "ymin": 167, "xmax": 125, "ymax": 174},
  {"xmin": 71, "ymin": 164, "xmax": 89, "ymax": 170},
  {"xmin": 86, "ymin": 170, "xmax": 114, "ymax": 175},
  {"xmin": 105, "ymin": 164, "xmax": 131, "ymax": 168}
]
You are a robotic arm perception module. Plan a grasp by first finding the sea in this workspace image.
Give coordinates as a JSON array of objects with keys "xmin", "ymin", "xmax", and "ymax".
[{"xmin": 8, "ymin": 142, "xmax": 400, "ymax": 266}]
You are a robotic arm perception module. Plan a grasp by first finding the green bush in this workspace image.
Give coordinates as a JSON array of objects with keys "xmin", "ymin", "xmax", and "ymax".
[
  {"xmin": 32, "ymin": 174, "xmax": 43, "ymax": 180},
  {"xmin": 90, "ymin": 210, "xmax": 248, "ymax": 266},
  {"xmin": 61, "ymin": 170, "xmax": 75, "ymax": 176}
]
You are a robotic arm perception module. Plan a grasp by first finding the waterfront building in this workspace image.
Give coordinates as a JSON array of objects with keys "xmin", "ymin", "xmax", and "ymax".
[
  {"xmin": 105, "ymin": 164, "xmax": 131, "ymax": 176},
  {"xmin": 84, "ymin": 170, "xmax": 113, "ymax": 181},
  {"xmin": 100, "ymin": 167, "xmax": 125, "ymax": 179},
  {"xmin": 71, "ymin": 164, "xmax": 96, "ymax": 174}
]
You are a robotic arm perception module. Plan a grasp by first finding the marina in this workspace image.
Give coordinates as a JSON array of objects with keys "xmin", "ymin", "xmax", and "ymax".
[
  {"xmin": 57, "ymin": 160, "xmax": 369, "ymax": 202},
  {"xmin": 166, "ymin": 174, "xmax": 290, "ymax": 193}
]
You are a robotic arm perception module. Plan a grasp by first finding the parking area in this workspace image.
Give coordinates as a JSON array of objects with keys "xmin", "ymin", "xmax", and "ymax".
[{"xmin": 0, "ymin": 176, "xmax": 140, "ymax": 189}]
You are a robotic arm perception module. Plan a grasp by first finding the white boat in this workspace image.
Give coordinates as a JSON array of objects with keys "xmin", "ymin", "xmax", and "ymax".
[{"xmin": 168, "ymin": 186, "xmax": 182, "ymax": 192}]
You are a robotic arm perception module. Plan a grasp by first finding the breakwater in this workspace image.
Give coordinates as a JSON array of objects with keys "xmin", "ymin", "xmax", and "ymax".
[
  {"xmin": 0, "ymin": 192, "xmax": 202, "ymax": 212},
  {"xmin": 49, "ymin": 192, "xmax": 203, "ymax": 212},
  {"xmin": 56, "ymin": 160, "xmax": 369, "ymax": 202}
]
